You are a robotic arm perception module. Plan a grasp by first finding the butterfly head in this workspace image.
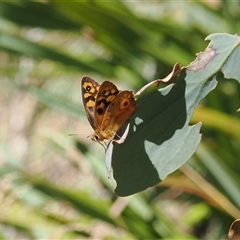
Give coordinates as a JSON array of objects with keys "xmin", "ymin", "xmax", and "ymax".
[
  {"xmin": 90, "ymin": 134, "xmax": 100, "ymax": 142},
  {"xmin": 88, "ymin": 133, "xmax": 108, "ymax": 150},
  {"xmin": 91, "ymin": 128, "xmax": 115, "ymax": 142}
]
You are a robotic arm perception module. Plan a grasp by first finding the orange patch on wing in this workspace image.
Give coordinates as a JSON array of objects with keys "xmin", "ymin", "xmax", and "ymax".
[{"xmin": 86, "ymin": 100, "xmax": 95, "ymax": 107}]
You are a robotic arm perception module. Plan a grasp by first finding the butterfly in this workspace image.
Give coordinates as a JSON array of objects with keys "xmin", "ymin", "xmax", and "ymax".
[{"xmin": 81, "ymin": 76, "xmax": 137, "ymax": 143}]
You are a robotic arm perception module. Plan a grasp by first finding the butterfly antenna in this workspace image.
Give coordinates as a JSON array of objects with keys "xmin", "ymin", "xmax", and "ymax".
[{"xmin": 68, "ymin": 133, "xmax": 87, "ymax": 137}]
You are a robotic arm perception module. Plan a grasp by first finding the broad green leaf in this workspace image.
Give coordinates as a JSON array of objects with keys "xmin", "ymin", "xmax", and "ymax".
[
  {"xmin": 111, "ymin": 74, "xmax": 205, "ymax": 196},
  {"xmin": 111, "ymin": 33, "xmax": 240, "ymax": 196}
]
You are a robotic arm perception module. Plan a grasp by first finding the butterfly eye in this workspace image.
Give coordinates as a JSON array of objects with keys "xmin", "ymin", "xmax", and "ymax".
[
  {"xmin": 101, "ymin": 90, "xmax": 106, "ymax": 95},
  {"xmin": 123, "ymin": 101, "xmax": 129, "ymax": 106},
  {"xmin": 91, "ymin": 135, "xmax": 98, "ymax": 141},
  {"xmin": 94, "ymin": 135, "xmax": 99, "ymax": 141}
]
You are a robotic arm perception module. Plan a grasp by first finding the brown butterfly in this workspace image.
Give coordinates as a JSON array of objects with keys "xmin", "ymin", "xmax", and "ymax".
[{"xmin": 81, "ymin": 76, "xmax": 137, "ymax": 143}]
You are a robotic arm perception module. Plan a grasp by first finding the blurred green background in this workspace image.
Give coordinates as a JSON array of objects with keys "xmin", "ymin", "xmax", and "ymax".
[{"xmin": 0, "ymin": 1, "xmax": 240, "ymax": 239}]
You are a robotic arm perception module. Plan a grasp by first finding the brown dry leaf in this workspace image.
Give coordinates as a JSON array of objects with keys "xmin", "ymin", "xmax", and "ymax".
[{"xmin": 229, "ymin": 219, "xmax": 240, "ymax": 240}]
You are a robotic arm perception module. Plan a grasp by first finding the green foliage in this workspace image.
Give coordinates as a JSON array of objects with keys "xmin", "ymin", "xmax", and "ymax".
[
  {"xmin": 0, "ymin": 1, "xmax": 240, "ymax": 239},
  {"xmin": 111, "ymin": 33, "xmax": 240, "ymax": 196}
]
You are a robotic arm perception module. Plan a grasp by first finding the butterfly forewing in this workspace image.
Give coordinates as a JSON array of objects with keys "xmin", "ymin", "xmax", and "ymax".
[{"xmin": 81, "ymin": 76, "xmax": 100, "ymax": 129}]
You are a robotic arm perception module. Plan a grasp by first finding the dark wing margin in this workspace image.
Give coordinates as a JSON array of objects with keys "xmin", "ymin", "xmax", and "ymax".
[{"xmin": 81, "ymin": 76, "xmax": 100, "ymax": 129}]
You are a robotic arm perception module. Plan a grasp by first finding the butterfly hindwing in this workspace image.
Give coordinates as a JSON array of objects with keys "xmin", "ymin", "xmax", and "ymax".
[
  {"xmin": 100, "ymin": 90, "xmax": 137, "ymax": 133},
  {"xmin": 94, "ymin": 81, "xmax": 119, "ymax": 128}
]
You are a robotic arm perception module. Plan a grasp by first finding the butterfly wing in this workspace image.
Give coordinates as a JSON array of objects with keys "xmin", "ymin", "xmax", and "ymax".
[
  {"xmin": 81, "ymin": 76, "xmax": 100, "ymax": 129},
  {"xmin": 100, "ymin": 90, "xmax": 137, "ymax": 133},
  {"xmin": 82, "ymin": 77, "xmax": 136, "ymax": 141},
  {"xmin": 94, "ymin": 81, "xmax": 119, "ymax": 129}
]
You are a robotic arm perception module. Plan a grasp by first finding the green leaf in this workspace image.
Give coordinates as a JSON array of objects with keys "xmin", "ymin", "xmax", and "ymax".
[
  {"xmin": 17, "ymin": 84, "xmax": 82, "ymax": 119},
  {"xmin": 0, "ymin": 2, "xmax": 80, "ymax": 30},
  {"xmin": 0, "ymin": 32, "xmax": 114, "ymax": 75},
  {"xmin": 30, "ymin": 179, "xmax": 116, "ymax": 225},
  {"xmin": 196, "ymin": 143, "xmax": 240, "ymax": 208},
  {"xmin": 53, "ymin": 1, "xmax": 193, "ymax": 69},
  {"xmin": 111, "ymin": 33, "xmax": 240, "ymax": 196},
  {"xmin": 191, "ymin": 106, "xmax": 240, "ymax": 138}
]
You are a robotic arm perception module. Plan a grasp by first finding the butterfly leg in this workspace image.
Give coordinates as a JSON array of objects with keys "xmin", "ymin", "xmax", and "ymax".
[{"xmin": 95, "ymin": 140, "xmax": 107, "ymax": 151}]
